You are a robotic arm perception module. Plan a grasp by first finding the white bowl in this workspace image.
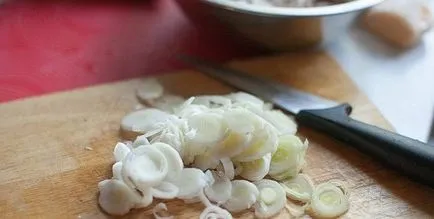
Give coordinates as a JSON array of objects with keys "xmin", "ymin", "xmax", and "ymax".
[{"xmin": 176, "ymin": 0, "xmax": 384, "ymax": 51}]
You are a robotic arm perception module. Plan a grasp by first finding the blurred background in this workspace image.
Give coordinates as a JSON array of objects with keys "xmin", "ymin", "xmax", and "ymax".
[{"xmin": 1, "ymin": 0, "xmax": 434, "ymax": 143}]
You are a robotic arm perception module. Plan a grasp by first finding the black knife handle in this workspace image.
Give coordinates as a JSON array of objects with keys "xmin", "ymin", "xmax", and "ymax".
[{"xmin": 296, "ymin": 104, "xmax": 434, "ymax": 188}]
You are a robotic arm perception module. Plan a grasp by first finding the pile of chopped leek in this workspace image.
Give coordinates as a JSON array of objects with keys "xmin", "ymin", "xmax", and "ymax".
[{"xmin": 97, "ymin": 79, "xmax": 350, "ymax": 218}]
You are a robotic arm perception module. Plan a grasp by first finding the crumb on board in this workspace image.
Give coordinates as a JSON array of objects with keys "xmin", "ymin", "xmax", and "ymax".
[{"xmin": 85, "ymin": 147, "xmax": 94, "ymax": 151}]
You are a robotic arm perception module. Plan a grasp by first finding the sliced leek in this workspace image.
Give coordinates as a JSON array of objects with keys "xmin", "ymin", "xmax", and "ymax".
[
  {"xmin": 132, "ymin": 135, "xmax": 150, "ymax": 148},
  {"xmin": 285, "ymin": 201, "xmax": 309, "ymax": 218},
  {"xmin": 112, "ymin": 162, "xmax": 123, "ymax": 180},
  {"xmin": 280, "ymin": 173, "xmax": 314, "ymax": 202},
  {"xmin": 170, "ymin": 168, "xmax": 207, "ymax": 200},
  {"xmin": 150, "ymin": 94, "xmax": 186, "ymax": 113},
  {"xmin": 228, "ymin": 92, "xmax": 264, "ymax": 108},
  {"xmin": 113, "ymin": 142, "xmax": 131, "ymax": 162},
  {"xmin": 204, "ymin": 171, "xmax": 232, "ymax": 204},
  {"xmin": 254, "ymin": 179, "xmax": 286, "ymax": 218},
  {"xmin": 223, "ymin": 180, "xmax": 259, "ymax": 213},
  {"xmin": 152, "ymin": 142, "xmax": 184, "ymax": 182},
  {"xmin": 261, "ymin": 110, "xmax": 297, "ymax": 135},
  {"xmin": 134, "ymin": 187, "xmax": 154, "ymax": 208},
  {"xmin": 211, "ymin": 129, "xmax": 252, "ymax": 159},
  {"xmin": 193, "ymin": 154, "xmax": 220, "ymax": 171},
  {"xmin": 328, "ymin": 179, "xmax": 350, "ymax": 198},
  {"xmin": 200, "ymin": 205, "xmax": 233, "ymax": 219},
  {"xmin": 151, "ymin": 181, "xmax": 179, "ymax": 199},
  {"xmin": 136, "ymin": 78, "xmax": 164, "ymax": 102},
  {"xmin": 98, "ymin": 179, "xmax": 143, "ymax": 215},
  {"xmin": 269, "ymin": 134, "xmax": 308, "ymax": 180},
  {"xmin": 121, "ymin": 145, "xmax": 168, "ymax": 191},
  {"xmin": 192, "ymin": 95, "xmax": 232, "ymax": 109},
  {"xmin": 120, "ymin": 109, "xmax": 171, "ymax": 134},
  {"xmin": 186, "ymin": 112, "xmax": 228, "ymax": 155},
  {"xmin": 97, "ymin": 89, "xmax": 353, "ymax": 218},
  {"xmin": 176, "ymin": 103, "xmax": 208, "ymax": 119},
  {"xmin": 308, "ymin": 182, "xmax": 350, "ymax": 218},
  {"xmin": 233, "ymin": 121, "xmax": 278, "ymax": 162},
  {"xmin": 150, "ymin": 118, "xmax": 187, "ymax": 158},
  {"xmin": 210, "ymin": 108, "xmax": 256, "ymax": 158},
  {"xmin": 238, "ymin": 153, "xmax": 271, "ymax": 181},
  {"xmin": 218, "ymin": 158, "xmax": 235, "ymax": 180}
]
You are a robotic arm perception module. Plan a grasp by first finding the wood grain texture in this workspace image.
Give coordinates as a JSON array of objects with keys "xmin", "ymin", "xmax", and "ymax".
[{"xmin": 1, "ymin": 52, "xmax": 433, "ymax": 219}]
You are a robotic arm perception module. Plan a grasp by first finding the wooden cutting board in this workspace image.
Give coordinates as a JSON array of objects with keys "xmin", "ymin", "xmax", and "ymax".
[{"xmin": 1, "ymin": 52, "xmax": 433, "ymax": 219}]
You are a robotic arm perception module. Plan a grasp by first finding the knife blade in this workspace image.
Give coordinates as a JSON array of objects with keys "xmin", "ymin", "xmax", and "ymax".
[
  {"xmin": 179, "ymin": 55, "xmax": 338, "ymax": 114},
  {"xmin": 179, "ymin": 55, "xmax": 434, "ymax": 188}
]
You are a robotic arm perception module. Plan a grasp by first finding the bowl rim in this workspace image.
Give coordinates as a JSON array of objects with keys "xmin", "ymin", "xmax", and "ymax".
[{"xmin": 202, "ymin": 0, "xmax": 385, "ymax": 17}]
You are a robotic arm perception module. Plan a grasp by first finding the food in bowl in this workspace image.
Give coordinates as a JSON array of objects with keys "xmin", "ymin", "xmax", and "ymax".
[{"xmin": 222, "ymin": 0, "xmax": 355, "ymax": 8}]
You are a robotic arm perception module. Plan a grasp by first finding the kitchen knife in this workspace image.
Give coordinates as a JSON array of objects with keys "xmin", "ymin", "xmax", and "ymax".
[{"xmin": 179, "ymin": 55, "xmax": 434, "ymax": 188}]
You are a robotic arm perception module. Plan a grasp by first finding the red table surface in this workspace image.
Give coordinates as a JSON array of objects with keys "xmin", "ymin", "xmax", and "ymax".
[{"xmin": 0, "ymin": 0, "xmax": 262, "ymax": 103}]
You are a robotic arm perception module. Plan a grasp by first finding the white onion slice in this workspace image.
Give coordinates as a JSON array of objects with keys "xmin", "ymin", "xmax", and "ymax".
[
  {"xmin": 136, "ymin": 78, "xmax": 164, "ymax": 102},
  {"xmin": 223, "ymin": 180, "xmax": 259, "ymax": 213},
  {"xmin": 152, "ymin": 203, "xmax": 174, "ymax": 219},
  {"xmin": 112, "ymin": 162, "xmax": 123, "ymax": 180},
  {"xmin": 204, "ymin": 171, "xmax": 232, "ymax": 204},
  {"xmin": 151, "ymin": 181, "xmax": 179, "ymax": 199},
  {"xmin": 152, "ymin": 142, "xmax": 184, "ymax": 181},
  {"xmin": 113, "ymin": 142, "xmax": 131, "ymax": 162},
  {"xmin": 253, "ymin": 179, "xmax": 286, "ymax": 218},
  {"xmin": 98, "ymin": 179, "xmax": 141, "ymax": 215},
  {"xmin": 170, "ymin": 168, "xmax": 207, "ymax": 199},
  {"xmin": 200, "ymin": 205, "xmax": 233, "ymax": 219},
  {"xmin": 121, "ymin": 109, "xmax": 171, "ymax": 134},
  {"xmin": 122, "ymin": 145, "xmax": 168, "ymax": 191},
  {"xmin": 308, "ymin": 182, "xmax": 350, "ymax": 218},
  {"xmin": 239, "ymin": 153, "xmax": 271, "ymax": 181},
  {"xmin": 280, "ymin": 173, "xmax": 314, "ymax": 202}
]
